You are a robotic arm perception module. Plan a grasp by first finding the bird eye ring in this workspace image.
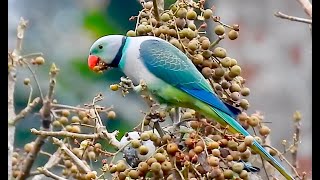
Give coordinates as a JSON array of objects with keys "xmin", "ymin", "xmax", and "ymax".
[{"xmin": 98, "ymin": 45, "xmax": 103, "ymax": 49}]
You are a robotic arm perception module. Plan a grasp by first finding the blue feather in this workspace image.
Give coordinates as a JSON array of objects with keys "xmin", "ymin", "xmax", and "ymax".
[{"xmin": 180, "ymin": 87, "xmax": 239, "ymax": 119}]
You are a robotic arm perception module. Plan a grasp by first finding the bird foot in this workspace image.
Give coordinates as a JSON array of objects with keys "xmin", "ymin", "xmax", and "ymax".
[{"xmin": 120, "ymin": 77, "xmax": 147, "ymax": 94}]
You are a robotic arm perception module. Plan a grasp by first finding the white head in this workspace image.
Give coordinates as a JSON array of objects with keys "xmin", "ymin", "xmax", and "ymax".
[{"xmin": 88, "ymin": 35, "xmax": 126, "ymax": 72}]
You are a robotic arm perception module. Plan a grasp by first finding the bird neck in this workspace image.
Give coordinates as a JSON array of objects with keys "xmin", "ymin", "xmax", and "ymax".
[{"xmin": 109, "ymin": 36, "xmax": 127, "ymax": 67}]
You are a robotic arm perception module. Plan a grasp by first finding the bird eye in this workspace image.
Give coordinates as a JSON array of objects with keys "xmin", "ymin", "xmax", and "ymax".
[{"xmin": 98, "ymin": 45, "xmax": 103, "ymax": 49}]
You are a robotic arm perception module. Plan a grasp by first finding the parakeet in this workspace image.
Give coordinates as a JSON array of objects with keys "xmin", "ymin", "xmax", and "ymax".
[{"xmin": 87, "ymin": 35, "xmax": 294, "ymax": 180}]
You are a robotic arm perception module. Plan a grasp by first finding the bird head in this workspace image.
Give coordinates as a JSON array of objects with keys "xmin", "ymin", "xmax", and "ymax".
[{"xmin": 88, "ymin": 35, "xmax": 125, "ymax": 73}]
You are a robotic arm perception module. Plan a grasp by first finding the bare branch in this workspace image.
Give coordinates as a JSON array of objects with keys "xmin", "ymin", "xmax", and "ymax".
[
  {"xmin": 296, "ymin": 0, "xmax": 312, "ymax": 18},
  {"xmin": 10, "ymin": 97, "xmax": 41, "ymax": 125},
  {"xmin": 292, "ymin": 122, "xmax": 301, "ymax": 169},
  {"xmin": 152, "ymin": 0, "xmax": 164, "ymax": 21},
  {"xmin": 37, "ymin": 167, "xmax": 68, "ymax": 180},
  {"xmin": 32, "ymin": 149, "xmax": 62, "ymax": 180},
  {"xmin": 31, "ymin": 128, "xmax": 100, "ymax": 139},
  {"xmin": 52, "ymin": 137, "xmax": 91, "ymax": 173},
  {"xmin": 8, "ymin": 17, "xmax": 28, "ymax": 180},
  {"xmin": 17, "ymin": 64, "xmax": 59, "ymax": 180},
  {"xmin": 274, "ymin": 11, "xmax": 312, "ymax": 24}
]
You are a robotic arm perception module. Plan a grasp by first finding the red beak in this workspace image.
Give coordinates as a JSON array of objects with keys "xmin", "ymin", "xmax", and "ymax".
[{"xmin": 88, "ymin": 55, "xmax": 99, "ymax": 70}]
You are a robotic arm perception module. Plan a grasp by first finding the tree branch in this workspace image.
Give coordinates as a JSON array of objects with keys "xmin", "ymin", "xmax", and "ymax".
[
  {"xmin": 8, "ymin": 17, "xmax": 28, "ymax": 180},
  {"xmin": 36, "ymin": 167, "xmax": 68, "ymax": 180},
  {"xmin": 274, "ymin": 11, "xmax": 312, "ymax": 24},
  {"xmin": 17, "ymin": 63, "xmax": 59, "ymax": 180},
  {"xmin": 32, "ymin": 149, "xmax": 62, "ymax": 180},
  {"xmin": 52, "ymin": 137, "xmax": 91, "ymax": 173},
  {"xmin": 296, "ymin": 0, "xmax": 312, "ymax": 18}
]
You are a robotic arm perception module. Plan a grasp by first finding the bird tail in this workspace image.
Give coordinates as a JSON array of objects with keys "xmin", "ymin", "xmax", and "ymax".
[{"xmin": 209, "ymin": 107, "xmax": 295, "ymax": 180}]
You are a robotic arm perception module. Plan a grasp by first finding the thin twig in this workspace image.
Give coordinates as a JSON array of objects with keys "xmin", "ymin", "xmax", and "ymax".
[
  {"xmin": 31, "ymin": 128, "xmax": 99, "ymax": 139},
  {"xmin": 32, "ymin": 149, "xmax": 62, "ymax": 180},
  {"xmin": 274, "ymin": 12, "xmax": 312, "ymax": 24},
  {"xmin": 21, "ymin": 58, "xmax": 44, "ymax": 100},
  {"xmin": 37, "ymin": 167, "xmax": 68, "ymax": 180},
  {"xmin": 10, "ymin": 97, "xmax": 41, "ymax": 125},
  {"xmin": 52, "ymin": 137, "xmax": 91, "ymax": 173}
]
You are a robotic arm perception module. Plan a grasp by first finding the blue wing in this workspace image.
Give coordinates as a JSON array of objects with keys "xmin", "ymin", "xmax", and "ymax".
[{"xmin": 139, "ymin": 39, "xmax": 240, "ymax": 118}]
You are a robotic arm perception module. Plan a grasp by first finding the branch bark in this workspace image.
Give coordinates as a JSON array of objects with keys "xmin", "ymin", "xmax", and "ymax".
[
  {"xmin": 17, "ymin": 64, "xmax": 59, "ymax": 180},
  {"xmin": 8, "ymin": 17, "xmax": 28, "ymax": 180}
]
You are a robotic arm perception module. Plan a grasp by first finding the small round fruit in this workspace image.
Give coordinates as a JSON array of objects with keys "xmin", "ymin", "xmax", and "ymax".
[
  {"xmin": 186, "ymin": 10, "xmax": 197, "ymax": 20},
  {"xmin": 24, "ymin": 143, "xmax": 34, "ymax": 153},
  {"xmin": 150, "ymin": 162, "xmax": 161, "ymax": 172},
  {"xmin": 23, "ymin": 78, "xmax": 30, "ymax": 85},
  {"xmin": 59, "ymin": 116, "xmax": 68, "ymax": 125},
  {"xmin": 138, "ymin": 161, "xmax": 148, "ymax": 172},
  {"xmin": 194, "ymin": 145, "xmax": 204, "ymax": 154},
  {"xmin": 228, "ymin": 30, "xmax": 239, "ymax": 40},
  {"xmin": 166, "ymin": 143, "xmax": 179, "ymax": 155},
  {"xmin": 240, "ymin": 99, "xmax": 250, "ymax": 110},
  {"xmin": 208, "ymin": 156, "xmax": 219, "ymax": 166},
  {"xmin": 161, "ymin": 13, "xmax": 170, "ymax": 22},
  {"xmin": 161, "ymin": 161, "xmax": 172, "ymax": 172},
  {"xmin": 71, "ymin": 116, "xmax": 81, "ymax": 123},
  {"xmin": 214, "ymin": 25, "xmax": 225, "ymax": 35},
  {"xmin": 232, "ymin": 162, "xmax": 244, "ymax": 173},
  {"xmin": 259, "ymin": 125, "xmax": 271, "ymax": 136},
  {"xmin": 147, "ymin": 157, "xmax": 157, "ymax": 165},
  {"xmin": 116, "ymin": 162, "xmax": 127, "ymax": 172},
  {"xmin": 227, "ymin": 140, "xmax": 238, "ymax": 151},
  {"xmin": 213, "ymin": 47, "xmax": 227, "ymax": 58},
  {"xmin": 128, "ymin": 170, "xmax": 139, "ymax": 179},
  {"xmin": 35, "ymin": 56, "xmax": 45, "ymax": 65},
  {"xmin": 85, "ymin": 171, "xmax": 97, "ymax": 180},
  {"xmin": 248, "ymin": 115, "xmax": 259, "ymax": 127},
  {"xmin": 154, "ymin": 153, "xmax": 166, "ymax": 163},
  {"xmin": 237, "ymin": 142, "xmax": 247, "ymax": 153},
  {"xmin": 71, "ymin": 125, "xmax": 81, "ymax": 133},
  {"xmin": 230, "ymin": 65, "xmax": 241, "ymax": 76},
  {"xmin": 138, "ymin": 145, "xmax": 149, "ymax": 155},
  {"xmin": 110, "ymin": 84, "xmax": 119, "ymax": 91},
  {"xmin": 269, "ymin": 148, "xmax": 278, "ymax": 156},
  {"xmin": 231, "ymin": 92, "xmax": 240, "ymax": 101},
  {"xmin": 107, "ymin": 111, "xmax": 116, "ymax": 119},
  {"xmin": 221, "ymin": 57, "xmax": 232, "ymax": 68},
  {"xmin": 223, "ymin": 169, "xmax": 234, "ymax": 179},
  {"xmin": 126, "ymin": 30, "xmax": 136, "ymax": 37},
  {"xmin": 176, "ymin": 8, "xmax": 187, "ymax": 18},
  {"xmin": 244, "ymin": 136, "xmax": 254, "ymax": 146},
  {"xmin": 203, "ymin": 9, "xmax": 213, "ymax": 19},
  {"xmin": 212, "ymin": 149, "xmax": 220, "ymax": 157},
  {"xmin": 137, "ymin": 25, "xmax": 146, "ymax": 35},
  {"xmin": 241, "ymin": 87, "xmax": 250, "ymax": 96},
  {"xmin": 240, "ymin": 170, "xmax": 248, "ymax": 179},
  {"xmin": 201, "ymin": 39, "xmax": 210, "ymax": 50},
  {"xmin": 202, "ymin": 67, "xmax": 212, "ymax": 78},
  {"xmin": 131, "ymin": 139, "xmax": 141, "ymax": 148},
  {"xmin": 140, "ymin": 132, "xmax": 150, "ymax": 141}
]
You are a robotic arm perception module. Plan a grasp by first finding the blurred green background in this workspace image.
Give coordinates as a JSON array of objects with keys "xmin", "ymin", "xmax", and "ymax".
[{"xmin": 9, "ymin": 0, "xmax": 311, "ymax": 177}]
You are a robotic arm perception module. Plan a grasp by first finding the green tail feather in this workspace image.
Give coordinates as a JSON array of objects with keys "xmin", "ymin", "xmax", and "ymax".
[{"xmin": 210, "ymin": 107, "xmax": 295, "ymax": 180}]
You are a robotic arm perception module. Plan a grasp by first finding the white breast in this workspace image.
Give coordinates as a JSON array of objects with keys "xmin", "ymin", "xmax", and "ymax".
[{"xmin": 120, "ymin": 36, "xmax": 162, "ymax": 86}]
